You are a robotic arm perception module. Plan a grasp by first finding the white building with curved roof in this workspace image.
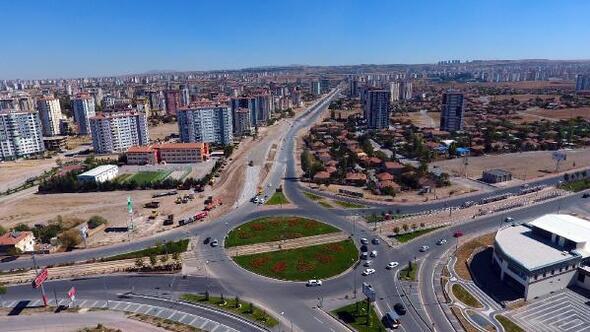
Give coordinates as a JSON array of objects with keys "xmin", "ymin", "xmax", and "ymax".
[{"xmin": 493, "ymin": 214, "xmax": 590, "ymax": 300}]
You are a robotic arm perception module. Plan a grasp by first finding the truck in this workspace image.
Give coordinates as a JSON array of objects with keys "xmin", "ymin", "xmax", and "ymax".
[
  {"xmin": 152, "ymin": 190, "xmax": 177, "ymax": 198},
  {"xmin": 204, "ymin": 197, "xmax": 223, "ymax": 211},
  {"xmin": 384, "ymin": 310, "xmax": 401, "ymax": 329},
  {"xmin": 144, "ymin": 201, "xmax": 160, "ymax": 209},
  {"xmin": 148, "ymin": 210, "xmax": 159, "ymax": 220},
  {"xmin": 195, "ymin": 211, "xmax": 208, "ymax": 221},
  {"xmin": 163, "ymin": 214, "xmax": 174, "ymax": 226}
]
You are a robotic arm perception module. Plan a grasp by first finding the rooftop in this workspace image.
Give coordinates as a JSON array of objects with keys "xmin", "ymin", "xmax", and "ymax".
[
  {"xmin": 495, "ymin": 224, "xmax": 578, "ymax": 271},
  {"xmin": 0, "ymin": 231, "xmax": 33, "ymax": 246},
  {"xmin": 529, "ymin": 214, "xmax": 590, "ymax": 244},
  {"xmin": 78, "ymin": 164, "xmax": 118, "ymax": 177}
]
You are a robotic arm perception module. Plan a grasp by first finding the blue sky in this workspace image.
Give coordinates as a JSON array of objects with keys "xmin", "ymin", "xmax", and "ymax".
[{"xmin": 0, "ymin": 0, "xmax": 588, "ymax": 79}]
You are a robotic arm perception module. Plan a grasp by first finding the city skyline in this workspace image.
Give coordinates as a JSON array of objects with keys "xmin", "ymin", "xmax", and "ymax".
[{"xmin": 1, "ymin": 0, "xmax": 589, "ymax": 79}]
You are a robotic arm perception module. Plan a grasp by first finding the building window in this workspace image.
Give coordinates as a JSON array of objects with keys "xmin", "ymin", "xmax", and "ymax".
[{"xmin": 578, "ymin": 273, "xmax": 586, "ymax": 283}]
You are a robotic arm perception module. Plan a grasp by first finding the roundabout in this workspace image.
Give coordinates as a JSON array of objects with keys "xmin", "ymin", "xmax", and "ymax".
[{"xmin": 224, "ymin": 215, "xmax": 358, "ymax": 281}]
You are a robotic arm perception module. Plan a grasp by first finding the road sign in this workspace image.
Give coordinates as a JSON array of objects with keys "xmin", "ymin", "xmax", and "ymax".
[
  {"xmin": 362, "ymin": 282, "xmax": 376, "ymax": 302},
  {"xmin": 32, "ymin": 267, "xmax": 48, "ymax": 289},
  {"xmin": 552, "ymin": 151, "xmax": 567, "ymax": 161},
  {"xmin": 67, "ymin": 287, "xmax": 77, "ymax": 301}
]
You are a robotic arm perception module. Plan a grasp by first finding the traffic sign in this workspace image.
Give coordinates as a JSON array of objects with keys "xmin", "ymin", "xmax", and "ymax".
[
  {"xmin": 67, "ymin": 287, "xmax": 77, "ymax": 301},
  {"xmin": 32, "ymin": 268, "xmax": 48, "ymax": 289}
]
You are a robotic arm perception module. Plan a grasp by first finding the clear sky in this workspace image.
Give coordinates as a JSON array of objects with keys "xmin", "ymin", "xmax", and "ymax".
[{"xmin": 0, "ymin": 0, "xmax": 588, "ymax": 79}]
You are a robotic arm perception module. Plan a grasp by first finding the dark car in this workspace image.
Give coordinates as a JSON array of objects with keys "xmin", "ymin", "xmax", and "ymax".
[
  {"xmin": 203, "ymin": 237, "xmax": 211, "ymax": 244},
  {"xmin": 394, "ymin": 302, "xmax": 407, "ymax": 315},
  {"xmin": 360, "ymin": 245, "xmax": 368, "ymax": 252},
  {"xmin": 372, "ymin": 238, "xmax": 380, "ymax": 245},
  {"xmin": 583, "ymin": 193, "xmax": 590, "ymax": 198}
]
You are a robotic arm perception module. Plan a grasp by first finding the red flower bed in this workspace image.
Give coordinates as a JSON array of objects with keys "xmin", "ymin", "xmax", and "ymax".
[
  {"xmin": 271, "ymin": 261, "xmax": 287, "ymax": 273},
  {"xmin": 251, "ymin": 256, "xmax": 270, "ymax": 268}
]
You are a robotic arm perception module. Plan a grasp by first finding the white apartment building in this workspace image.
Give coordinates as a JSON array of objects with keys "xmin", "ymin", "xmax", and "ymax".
[
  {"xmin": 177, "ymin": 105, "xmax": 233, "ymax": 145},
  {"xmin": 37, "ymin": 96, "xmax": 63, "ymax": 136},
  {"xmin": 0, "ymin": 109, "xmax": 45, "ymax": 161},
  {"xmin": 72, "ymin": 94, "xmax": 96, "ymax": 135},
  {"xmin": 89, "ymin": 112, "xmax": 149, "ymax": 154}
]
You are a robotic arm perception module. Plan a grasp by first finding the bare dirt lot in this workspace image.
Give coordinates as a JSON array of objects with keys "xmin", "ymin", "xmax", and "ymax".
[
  {"xmin": 0, "ymin": 158, "xmax": 58, "ymax": 192},
  {"xmin": 519, "ymin": 106, "xmax": 590, "ymax": 121},
  {"xmin": 149, "ymin": 122, "xmax": 178, "ymax": 141},
  {"xmin": 431, "ymin": 148, "xmax": 590, "ymax": 180}
]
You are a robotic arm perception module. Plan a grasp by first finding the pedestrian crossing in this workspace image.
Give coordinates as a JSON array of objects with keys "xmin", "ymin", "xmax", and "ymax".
[{"xmin": 0, "ymin": 298, "xmax": 240, "ymax": 332}]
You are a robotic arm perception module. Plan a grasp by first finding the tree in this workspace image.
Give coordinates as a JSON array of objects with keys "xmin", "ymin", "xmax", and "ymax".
[
  {"xmin": 0, "ymin": 225, "xmax": 6, "ymax": 236},
  {"xmin": 249, "ymin": 302, "xmax": 255, "ymax": 314},
  {"xmin": 149, "ymin": 254, "xmax": 157, "ymax": 268},
  {"xmin": 160, "ymin": 254, "xmax": 170, "ymax": 265},
  {"xmin": 235, "ymin": 296, "xmax": 240, "ymax": 308},
  {"xmin": 58, "ymin": 229, "xmax": 81, "ymax": 250},
  {"xmin": 402, "ymin": 224, "xmax": 409, "ymax": 232},
  {"xmin": 393, "ymin": 226, "xmax": 400, "ymax": 234},
  {"xmin": 205, "ymin": 290, "xmax": 209, "ymax": 301},
  {"xmin": 87, "ymin": 215, "xmax": 108, "ymax": 229},
  {"xmin": 134, "ymin": 257, "xmax": 145, "ymax": 269},
  {"xmin": 6, "ymin": 247, "xmax": 22, "ymax": 257}
]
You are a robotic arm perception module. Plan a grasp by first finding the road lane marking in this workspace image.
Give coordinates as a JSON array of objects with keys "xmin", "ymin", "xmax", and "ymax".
[{"xmin": 313, "ymin": 316, "xmax": 324, "ymax": 324}]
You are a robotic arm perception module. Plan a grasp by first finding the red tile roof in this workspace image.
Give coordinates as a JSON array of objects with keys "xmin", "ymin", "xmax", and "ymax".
[{"xmin": 0, "ymin": 231, "xmax": 33, "ymax": 246}]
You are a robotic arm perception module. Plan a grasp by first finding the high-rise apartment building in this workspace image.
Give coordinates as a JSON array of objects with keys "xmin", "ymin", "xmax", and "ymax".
[
  {"xmin": 72, "ymin": 94, "xmax": 96, "ymax": 135},
  {"xmin": 576, "ymin": 74, "xmax": 590, "ymax": 93},
  {"xmin": 230, "ymin": 96, "xmax": 256, "ymax": 131},
  {"xmin": 36, "ymin": 96, "xmax": 62, "ymax": 136},
  {"xmin": 177, "ymin": 106, "xmax": 233, "ymax": 146},
  {"xmin": 362, "ymin": 89, "xmax": 391, "ymax": 129},
  {"xmin": 89, "ymin": 112, "xmax": 150, "ymax": 154},
  {"xmin": 0, "ymin": 109, "xmax": 45, "ymax": 160},
  {"xmin": 390, "ymin": 81, "xmax": 413, "ymax": 102},
  {"xmin": 440, "ymin": 91, "xmax": 465, "ymax": 132},
  {"xmin": 233, "ymin": 108, "xmax": 252, "ymax": 137},
  {"xmin": 311, "ymin": 81, "xmax": 321, "ymax": 96},
  {"xmin": 165, "ymin": 90, "xmax": 180, "ymax": 115}
]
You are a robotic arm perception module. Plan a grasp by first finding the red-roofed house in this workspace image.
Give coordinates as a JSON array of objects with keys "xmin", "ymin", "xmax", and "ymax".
[
  {"xmin": 0, "ymin": 231, "xmax": 35, "ymax": 254},
  {"xmin": 345, "ymin": 172, "xmax": 367, "ymax": 186}
]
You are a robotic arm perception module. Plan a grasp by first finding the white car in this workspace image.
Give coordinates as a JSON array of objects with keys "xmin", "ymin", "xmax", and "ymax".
[
  {"xmin": 386, "ymin": 261, "xmax": 399, "ymax": 269},
  {"xmin": 419, "ymin": 245, "xmax": 430, "ymax": 252},
  {"xmin": 437, "ymin": 239, "xmax": 447, "ymax": 245},
  {"xmin": 363, "ymin": 260, "xmax": 373, "ymax": 267},
  {"xmin": 360, "ymin": 238, "xmax": 369, "ymax": 245},
  {"xmin": 370, "ymin": 250, "xmax": 378, "ymax": 258},
  {"xmin": 306, "ymin": 279, "xmax": 322, "ymax": 287},
  {"xmin": 362, "ymin": 268, "xmax": 376, "ymax": 276}
]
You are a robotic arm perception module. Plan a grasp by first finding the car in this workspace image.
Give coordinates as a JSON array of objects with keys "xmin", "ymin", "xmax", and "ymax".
[
  {"xmin": 362, "ymin": 268, "xmax": 376, "ymax": 276},
  {"xmin": 360, "ymin": 245, "xmax": 368, "ymax": 252},
  {"xmin": 582, "ymin": 193, "xmax": 590, "ymax": 198},
  {"xmin": 360, "ymin": 238, "xmax": 369, "ymax": 245},
  {"xmin": 419, "ymin": 245, "xmax": 430, "ymax": 252},
  {"xmin": 437, "ymin": 239, "xmax": 447, "ymax": 245},
  {"xmin": 363, "ymin": 260, "xmax": 373, "ymax": 267},
  {"xmin": 306, "ymin": 279, "xmax": 322, "ymax": 287},
  {"xmin": 258, "ymin": 198, "xmax": 265, "ymax": 204},
  {"xmin": 384, "ymin": 311, "xmax": 401, "ymax": 329},
  {"xmin": 210, "ymin": 239, "xmax": 219, "ymax": 247},
  {"xmin": 394, "ymin": 303, "xmax": 407, "ymax": 315},
  {"xmin": 370, "ymin": 250, "xmax": 378, "ymax": 258},
  {"xmin": 360, "ymin": 252, "xmax": 369, "ymax": 260},
  {"xmin": 203, "ymin": 237, "xmax": 211, "ymax": 244},
  {"xmin": 504, "ymin": 217, "xmax": 514, "ymax": 223},
  {"xmin": 386, "ymin": 261, "xmax": 399, "ymax": 269},
  {"xmin": 372, "ymin": 238, "xmax": 380, "ymax": 245}
]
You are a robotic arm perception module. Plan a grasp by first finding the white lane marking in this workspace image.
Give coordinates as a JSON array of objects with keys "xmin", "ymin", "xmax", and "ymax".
[{"xmin": 313, "ymin": 316, "xmax": 324, "ymax": 324}]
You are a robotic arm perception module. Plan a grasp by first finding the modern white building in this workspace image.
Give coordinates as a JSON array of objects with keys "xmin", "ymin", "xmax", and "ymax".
[
  {"xmin": 177, "ymin": 105, "xmax": 233, "ymax": 145},
  {"xmin": 72, "ymin": 94, "xmax": 96, "ymax": 135},
  {"xmin": 390, "ymin": 81, "xmax": 413, "ymax": 102},
  {"xmin": 37, "ymin": 96, "xmax": 63, "ymax": 136},
  {"xmin": 89, "ymin": 112, "xmax": 149, "ymax": 154},
  {"xmin": 77, "ymin": 164, "xmax": 119, "ymax": 183},
  {"xmin": 0, "ymin": 109, "xmax": 45, "ymax": 160},
  {"xmin": 493, "ymin": 214, "xmax": 590, "ymax": 301}
]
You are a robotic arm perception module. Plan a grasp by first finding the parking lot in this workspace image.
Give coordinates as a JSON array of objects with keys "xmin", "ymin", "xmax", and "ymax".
[{"xmin": 506, "ymin": 289, "xmax": 590, "ymax": 332}]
